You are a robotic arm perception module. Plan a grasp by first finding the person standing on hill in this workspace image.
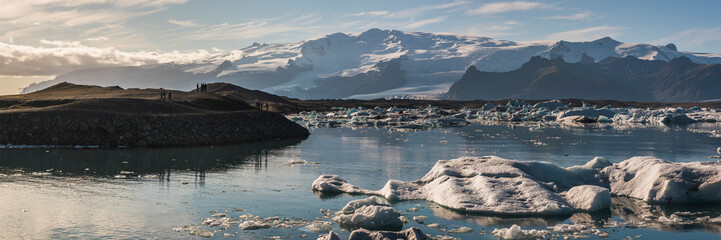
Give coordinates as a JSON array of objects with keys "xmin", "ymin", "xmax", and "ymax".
[
  {"xmin": 168, "ymin": 91, "xmax": 172, "ymax": 100},
  {"xmin": 196, "ymin": 83, "xmax": 199, "ymax": 92}
]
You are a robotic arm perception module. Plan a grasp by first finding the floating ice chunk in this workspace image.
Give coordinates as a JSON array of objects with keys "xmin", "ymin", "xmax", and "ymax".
[
  {"xmin": 189, "ymin": 229, "xmax": 213, "ymax": 238},
  {"xmin": 239, "ymin": 220, "xmax": 271, "ymax": 230},
  {"xmin": 339, "ymin": 196, "xmax": 389, "ymax": 214},
  {"xmin": 482, "ymin": 102, "xmax": 495, "ymax": 111},
  {"xmin": 532, "ymin": 100, "xmax": 565, "ymax": 111},
  {"xmin": 582, "ymin": 157, "xmax": 612, "ymax": 169},
  {"xmin": 602, "ymin": 156, "xmax": 721, "ymax": 203},
  {"xmin": 333, "ymin": 205, "xmax": 404, "ymax": 231},
  {"xmin": 347, "ymin": 227, "xmax": 428, "ymax": 240},
  {"xmin": 306, "ymin": 221, "xmax": 333, "ymax": 233},
  {"xmin": 315, "ymin": 156, "xmax": 611, "ymax": 215},
  {"xmin": 317, "ymin": 231, "xmax": 341, "ymax": 240},
  {"xmin": 548, "ymin": 223, "xmax": 590, "ymax": 233},
  {"xmin": 412, "ymin": 216, "xmax": 428, "ymax": 222},
  {"xmin": 289, "ymin": 159, "xmax": 307, "ymax": 165},
  {"xmin": 448, "ymin": 226, "xmax": 473, "ymax": 233},
  {"xmin": 312, "ymin": 175, "xmax": 374, "ymax": 194},
  {"xmin": 492, "ymin": 224, "xmax": 550, "ymax": 240},
  {"xmin": 557, "ymin": 108, "xmax": 617, "ymax": 119},
  {"xmin": 563, "ymin": 185, "xmax": 611, "ymax": 212}
]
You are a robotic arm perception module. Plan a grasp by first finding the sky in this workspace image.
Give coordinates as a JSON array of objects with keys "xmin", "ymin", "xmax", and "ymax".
[{"xmin": 1, "ymin": 0, "xmax": 721, "ymax": 95}]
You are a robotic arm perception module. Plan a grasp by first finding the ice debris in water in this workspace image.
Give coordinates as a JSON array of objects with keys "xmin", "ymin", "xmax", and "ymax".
[
  {"xmin": 319, "ymin": 228, "xmax": 428, "ymax": 240},
  {"xmin": 447, "ymin": 226, "xmax": 473, "ymax": 233},
  {"xmin": 306, "ymin": 221, "xmax": 333, "ymax": 233},
  {"xmin": 492, "ymin": 224, "xmax": 550, "ymax": 240},
  {"xmin": 288, "ymin": 101, "xmax": 721, "ymax": 131},
  {"xmin": 333, "ymin": 196, "xmax": 404, "ymax": 231}
]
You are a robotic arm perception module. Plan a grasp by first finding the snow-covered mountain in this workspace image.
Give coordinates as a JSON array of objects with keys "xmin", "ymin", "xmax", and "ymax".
[{"xmin": 23, "ymin": 28, "xmax": 721, "ymax": 99}]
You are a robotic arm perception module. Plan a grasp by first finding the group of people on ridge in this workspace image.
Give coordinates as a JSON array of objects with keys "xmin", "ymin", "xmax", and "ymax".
[
  {"xmin": 160, "ymin": 89, "xmax": 171, "ymax": 100},
  {"xmin": 255, "ymin": 98, "xmax": 270, "ymax": 111},
  {"xmin": 197, "ymin": 83, "xmax": 208, "ymax": 93}
]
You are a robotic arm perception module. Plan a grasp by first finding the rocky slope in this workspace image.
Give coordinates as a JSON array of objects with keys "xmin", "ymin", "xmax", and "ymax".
[{"xmin": 1, "ymin": 83, "xmax": 309, "ymax": 147}]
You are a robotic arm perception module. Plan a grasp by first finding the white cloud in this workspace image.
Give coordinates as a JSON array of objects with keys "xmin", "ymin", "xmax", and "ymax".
[
  {"xmin": 40, "ymin": 39, "xmax": 81, "ymax": 47},
  {"xmin": 346, "ymin": 11, "xmax": 389, "ymax": 17},
  {"xmin": 168, "ymin": 18, "xmax": 203, "ymax": 27},
  {"xmin": 541, "ymin": 12, "xmax": 591, "ymax": 21},
  {"xmin": 85, "ymin": 36, "xmax": 109, "ymax": 41},
  {"xmin": 467, "ymin": 1, "xmax": 547, "ymax": 15},
  {"xmin": 385, "ymin": 0, "xmax": 470, "ymax": 18},
  {"xmin": 405, "ymin": 16, "xmax": 447, "ymax": 29},
  {"xmin": 0, "ymin": 40, "xmax": 220, "ymax": 76},
  {"xmin": 654, "ymin": 27, "xmax": 721, "ymax": 51},
  {"xmin": 546, "ymin": 26, "xmax": 625, "ymax": 41},
  {"xmin": 504, "ymin": 20, "xmax": 520, "ymax": 25}
]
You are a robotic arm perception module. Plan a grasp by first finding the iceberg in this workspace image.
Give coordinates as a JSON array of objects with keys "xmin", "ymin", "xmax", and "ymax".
[
  {"xmin": 314, "ymin": 155, "xmax": 721, "ymax": 217},
  {"xmin": 333, "ymin": 197, "xmax": 404, "ymax": 231},
  {"xmin": 602, "ymin": 156, "xmax": 721, "ymax": 203}
]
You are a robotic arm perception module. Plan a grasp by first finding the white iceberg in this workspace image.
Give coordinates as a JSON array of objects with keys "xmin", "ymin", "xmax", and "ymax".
[
  {"xmin": 562, "ymin": 185, "xmax": 611, "ymax": 212},
  {"xmin": 332, "ymin": 196, "xmax": 404, "ymax": 231},
  {"xmin": 602, "ymin": 156, "xmax": 721, "ymax": 203},
  {"xmin": 347, "ymin": 227, "xmax": 427, "ymax": 240},
  {"xmin": 492, "ymin": 224, "xmax": 550, "ymax": 240}
]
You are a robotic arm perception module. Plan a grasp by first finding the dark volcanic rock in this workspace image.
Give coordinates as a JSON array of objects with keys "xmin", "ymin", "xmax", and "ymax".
[{"xmin": 0, "ymin": 110, "xmax": 308, "ymax": 147}]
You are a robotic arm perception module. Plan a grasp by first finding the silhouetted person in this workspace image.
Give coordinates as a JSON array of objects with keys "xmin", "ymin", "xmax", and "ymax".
[
  {"xmin": 196, "ymin": 83, "xmax": 199, "ymax": 92},
  {"xmin": 168, "ymin": 91, "xmax": 172, "ymax": 100}
]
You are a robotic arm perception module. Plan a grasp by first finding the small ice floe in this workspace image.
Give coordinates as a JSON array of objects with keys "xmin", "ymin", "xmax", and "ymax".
[
  {"xmin": 447, "ymin": 226, "xmax": 473, "ymax": 233},
  {"xmin": 316, "ymin": 231, "xmax": 341, "ymax": 240},
  {"xmin": 306, "ymin": 221, "xmax": 333, "ymax": 233},
  {"xmin": 492, "ymin": 225, "xmax": 550, "ymax": 240},
  {"xmin": 288, "ymin": 159, "xmax": 308, "ymax": 165},
  {"xmin": 347, "ymin": 227, "xmax": 427, "ymax": 240},
  {"xmin": 312, "ymin": 175, "xmax": 374, "ymax": 194},
  {"xmin": 412, "ymin": 216, "xmax": 427, "ymax": 223},
  {"xmin": 333, "ymin": 196, "xmax": 404, "ymax": 231},
  {"xmin": 239, "ymin": 220, "xmax": 271, "ymax": 230},
  {"xmin": 189, "ymin": 229, "xmax": 213, "ymax": 238},
  {"xmin": 426, "ymin": 223, "xmax": 440, "ymax": 228}
]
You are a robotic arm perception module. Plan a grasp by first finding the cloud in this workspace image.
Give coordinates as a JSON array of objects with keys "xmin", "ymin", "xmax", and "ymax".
[
  {"xmin": 40, "ymin": 39, "xmax": 82, "ymax": 47},
  {"xmin": 168, "ymin": 18, "xmax": 203, "ymax": 27},
  {"xmin": 654, "ymin": 27, "xmax": 721, "ymax": 51},
  {"xmin": 405, "ymin": 16, "xmax": 447, "ymax": 29},
  {"xmin": 346, "ymin": 11, "xmax": 389, "ymax": 17},
  {"xmin": 0, "ymin": 40, "xmax": 222, "ymax": 76},
  {"xmin": 541, "ymin": 12, "xmax": 591, "ymax": 21},
  {"xmin": 467, "ymin": 1, "xmax": 547, "ymax": 15},
  {"xmin": 504, "ymin": 20, "xmax": 520, "ymax": 25},
  {"xmin": 546, "ymin": 26, "xmax": 625, "ymax": 41},
  {"xmin": 385, "ymin": 0, "xmax": 470, "ymax": 18},
  {"xmin": 85, "ymin": 36, "xmax": 109, "ymax": 41}
]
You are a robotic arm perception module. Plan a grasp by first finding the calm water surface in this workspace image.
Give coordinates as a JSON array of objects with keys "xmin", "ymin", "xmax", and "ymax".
[{"xmin": 1, "ymin": 123, "xmax": 721, "ymax": 239}]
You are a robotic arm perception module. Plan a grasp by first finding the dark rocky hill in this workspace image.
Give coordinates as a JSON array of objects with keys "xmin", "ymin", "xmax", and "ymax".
[{"xmin": 446, "ymin": 56, "xmax": 721, "ymax": 102}]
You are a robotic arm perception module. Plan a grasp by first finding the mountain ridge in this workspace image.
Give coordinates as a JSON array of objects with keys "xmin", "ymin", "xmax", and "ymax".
[
  {"xmin": 21, "ymin": 29, "xmax": 721, "ymax": 101},
  {"xmin": 446, "ymin": 55, "xmax": 721, "ymax": 102}
]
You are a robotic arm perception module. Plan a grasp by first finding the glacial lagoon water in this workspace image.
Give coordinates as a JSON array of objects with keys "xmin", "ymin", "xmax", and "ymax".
[{"xmin": 1, "ymin": 123, "xmax": 721, "ymax": 239}]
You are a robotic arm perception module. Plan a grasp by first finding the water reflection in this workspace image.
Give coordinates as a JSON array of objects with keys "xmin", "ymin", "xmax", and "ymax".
[{"xmin": 0, "ymin": 139, "xmax": 302, "ymax": 178}]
